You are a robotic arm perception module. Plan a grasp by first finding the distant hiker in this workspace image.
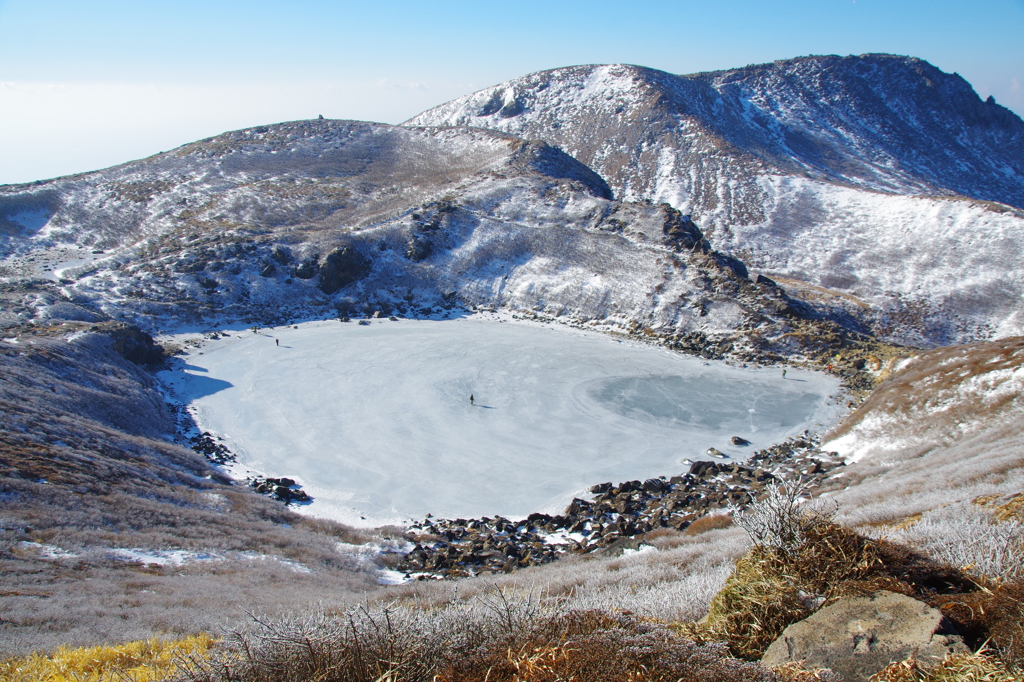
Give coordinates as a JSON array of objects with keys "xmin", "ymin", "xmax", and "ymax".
[
  {"xmin": 782, "ymin": 369, "xmax": 787, "ymax": 378},
  {"xmin": 275, "ymin": 338, "xmax": 279, "ymax": 346},
  {"xmin": 469, "ymin": 394, "xmax": 474, "ymax": 405}
]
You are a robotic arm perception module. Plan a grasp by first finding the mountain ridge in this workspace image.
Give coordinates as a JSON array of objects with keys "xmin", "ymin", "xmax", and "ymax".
[
  {"xmin": 1, "ymin": 118, "xmax": 816, "ymax": 364},
  {"xmin": 409, "ymin": 54, "xmax": 1024, "ymax": 209},
  {"xmin": 407, "ymin": 53, "xmax": 1024, "ymax": 345}
]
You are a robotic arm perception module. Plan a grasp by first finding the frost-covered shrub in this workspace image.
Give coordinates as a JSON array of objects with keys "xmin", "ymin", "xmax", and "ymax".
[
  {"xmin": 734, "ymin": 481, "xmax": 836, "ymax": 556},
  {"xmin": 180, "ymin": 592, "xmax": 777, "ymax": 682},
  {"xmin": 875, "ymin": 503, "xmax": 1024, "ymax": 580}
]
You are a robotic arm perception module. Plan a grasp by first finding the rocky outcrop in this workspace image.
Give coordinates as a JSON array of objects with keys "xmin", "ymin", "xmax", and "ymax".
[
  {"xmin": 405, "ymin": 200, "xmax": 458, "ymax": 262},
  {"xmin": 189, "ymin": 431, "xmax": 235, "ymax": 465},
  {"xmin": 399, "ymin": 434, "xmax": 845, "ymax": 579},
  {"xmin": 247, "ymin": 475, "xmax": 312, "ymax": 504},
  {"xmin": 318, "ymin": 245, "xmax": 371, "ymax": 294},
  {"xmin": 661, "ymin": 205, "xmax": 708, "ymax": 253},
  {"xmin": 104, "ymin": 323, "xmax": 164, "ymax": 365},
  {"xmin": 293, "ymin": 257, "xmax": 319, "ymax": 279},
  {"xmin": 761, "ymin": 591, "xmax": 968, "ymax": 681}
]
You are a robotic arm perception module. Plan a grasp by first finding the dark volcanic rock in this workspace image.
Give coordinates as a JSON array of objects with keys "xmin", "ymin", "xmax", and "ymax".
[
  {"xmin": 661, "ymin": 205, "xmax": 708, "ymax": 253},
  {"xmin": 105, "ymin": 324, "xmax": 164, "ymax": 365},
  {"xmin": 319, "ymin": 245, "xmax": 371, "ymax": 294},
  {"xmin": 293, "ymin": 257, "xmax": 319, "ymax": 279},
  {"xmin": 248, "ymin": 475, "xmax": 313, "ymax": 505},
  {"xmin": 270, "ymin": 246, "xmax": 292, "ymax": 265},
  {"xmin": 406, "ymin": 234, "xmax": 433, "ymax": 262},
  {"xmin": 190, "ymin": 431, "xmax": 235, "ymax": 465},
  {"xmin": 398, "ymin": 432, "xmax": 843, "ymax": 580}
]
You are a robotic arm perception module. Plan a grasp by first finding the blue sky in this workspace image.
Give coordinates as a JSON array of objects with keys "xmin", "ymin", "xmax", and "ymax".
[{"xmin": 1, "ymin": 0, "xmax": 1022, "ymax": 184}]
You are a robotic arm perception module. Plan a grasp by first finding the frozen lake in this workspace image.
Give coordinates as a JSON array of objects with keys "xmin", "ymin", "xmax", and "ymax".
[{"xmin": 160, "ymin": 317, "xmax": 842, "ymax": 526}]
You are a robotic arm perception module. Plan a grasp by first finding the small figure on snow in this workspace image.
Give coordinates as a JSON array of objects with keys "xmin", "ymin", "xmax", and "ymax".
[
  {"xmin": 469, "ymin": 394, "xmax": 474, "ymax": 405},
  {"xmin": 275, "ymin": 338, "xmax": 279, "ymax": 346},
  {"xmin": 782, "ymin": 368, "xmax": 787, "ymax": 379}
]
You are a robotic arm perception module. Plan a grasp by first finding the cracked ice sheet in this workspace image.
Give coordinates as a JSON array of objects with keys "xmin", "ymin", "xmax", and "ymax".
[{"xmin": 160, "ymin": 318, "xmax": 842, "ymax": 527}]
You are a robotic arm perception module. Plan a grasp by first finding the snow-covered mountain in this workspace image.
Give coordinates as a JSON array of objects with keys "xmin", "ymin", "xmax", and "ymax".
[
  {"xmin": 0, "ymin": 120, "xmax": 804, "ymax": 357},
  {"xmin": 408, "ymin": 55, "xmax": 1024, "ymax": 344},
  {"xmin": 4, "ymin": 55, "xmax": 1023, "ymax": 347}
]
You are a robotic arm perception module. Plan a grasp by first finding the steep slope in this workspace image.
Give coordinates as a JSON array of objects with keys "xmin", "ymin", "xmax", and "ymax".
[
  {"xmin": 818, "ymin": 336, "xmax": 1024, "ymax": 579},
  {"xmin": 408, "ymin": 55, "xmax": 1024, "ymax": 345},
  {"xmin": 0, "ymin": 120, "xmax": 814, "ymax": 359},
  {"xmin": 0, "ymin": 292, "xmax": 390, "ymax": 656}
]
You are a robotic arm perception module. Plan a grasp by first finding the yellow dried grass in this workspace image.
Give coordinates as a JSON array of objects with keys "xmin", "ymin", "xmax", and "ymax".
[
  {"xmin": 868, "ymin": 651, "xmax": 1021, "ymax": 682},
  {"xmin": 994, "ymin": 493, "xmax": 1024, "ymax": 523},
  {"xmin": 0, "ymin": 633, "xmax": 215, "ymax": 682}
]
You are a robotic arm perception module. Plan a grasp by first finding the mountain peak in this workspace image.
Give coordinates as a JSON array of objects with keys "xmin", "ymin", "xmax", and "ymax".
[{"xmin": 410, "ymin": 53, "xmax": 1024, "ymax": 210}]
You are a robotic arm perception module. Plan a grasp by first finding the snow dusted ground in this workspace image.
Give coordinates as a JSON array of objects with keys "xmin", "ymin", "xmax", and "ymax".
[
  {"xmin": 712, "ymin": 177, "xmax": 1024, "ymax": 343},
  {"xmin": 159, "ymin": 316, "xmax": 842, "ymax": 527}
]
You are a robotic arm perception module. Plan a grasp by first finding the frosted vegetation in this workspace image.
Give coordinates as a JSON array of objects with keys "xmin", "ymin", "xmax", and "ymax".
[
  {"xmin": 818, "ymin": 337, "xmax": 1024, "ymax": 579},
  {"xmin": 162, "ymin": 317, "xmax": 840, "ymax": 526}
]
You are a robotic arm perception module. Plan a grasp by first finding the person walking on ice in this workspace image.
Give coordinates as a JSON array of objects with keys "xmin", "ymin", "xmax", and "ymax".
[
  {"xmin": 782, "ymin": 368, "xmax": 787, "ymax": 379},
  {"xmin": 469, "ymin": 394, "xmax": 474, "ymax": 405},
  {"xmin": 276, "ymin": 338, "xmax": 279, "ymax": 346}
]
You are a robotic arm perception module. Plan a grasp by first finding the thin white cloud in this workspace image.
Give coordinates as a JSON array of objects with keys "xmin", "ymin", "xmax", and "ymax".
[{"xmin": 377, "ymin": 78, "xmax": 428, "ymax": 92}]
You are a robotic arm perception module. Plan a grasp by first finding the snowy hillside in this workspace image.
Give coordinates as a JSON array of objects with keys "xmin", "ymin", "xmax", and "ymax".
[
  {"xmin": 409, "ymin": 55, "xmax": 1024, "ymax": 209},
  {"xmin": 0, "ymin": 120, "xmax": 810, "ymax": 357},
  {"xmin": 408, "ymin": 55, "xmax": 1024, "ymax": 344},
  {"xmin": 818, "ymin": 337, "xmax": 1024, "ymax": 549}
]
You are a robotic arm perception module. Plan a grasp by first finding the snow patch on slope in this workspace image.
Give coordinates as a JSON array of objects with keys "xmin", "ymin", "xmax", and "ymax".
[{"xmin": 717, "ymin": 176, "xmax": 1024, "ymax": 344}]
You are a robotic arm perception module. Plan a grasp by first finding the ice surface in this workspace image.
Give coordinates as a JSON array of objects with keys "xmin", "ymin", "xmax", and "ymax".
[{"xmin": 160, "ymin": 318, "xmax": 841, "ymax": 527}]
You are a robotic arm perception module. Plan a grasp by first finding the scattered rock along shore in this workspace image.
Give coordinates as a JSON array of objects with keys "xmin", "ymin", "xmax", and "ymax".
[
  {"xmin": 182, "ymin": 403, "xmax": 843, "ymax": 581},
  {"xmin": 398, "ymin": 433, "xmax": 844, "ymax": 580},
  {"xmin": 185, "ymin": 430, "xmax": 314, "ymax": 504}
]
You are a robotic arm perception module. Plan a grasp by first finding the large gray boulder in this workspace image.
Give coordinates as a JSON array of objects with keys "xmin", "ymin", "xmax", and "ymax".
[{"xmin": 761, "ymin": 591, "xmax": 966, "ymax": 682}]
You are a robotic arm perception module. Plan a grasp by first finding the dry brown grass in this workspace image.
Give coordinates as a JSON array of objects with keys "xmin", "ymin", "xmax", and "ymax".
[
  {"xmin": 869, "ymin": 651, "xmax": 1021, "ymax": 681},
  {"xmin": 992, "ymin": 493, "xmax": 1024, "ymax": 523},
  {"xmin": 684, "ymin": 514, "xmax": 734, "ymax": 536},
  {"xmin": 770, "ymin": 661, "xmax": 841, "ymax": 681},
  {"xmin": 178, "ymin": 605, "xmax": 780, "ymax": 682},
  {"xmin": 435, "ymin": 611, "xmax": 776, "ymax": 682},
  {"xmin": 932, "ymin": 580, "xmax": 1024, "ymax": 670}
]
